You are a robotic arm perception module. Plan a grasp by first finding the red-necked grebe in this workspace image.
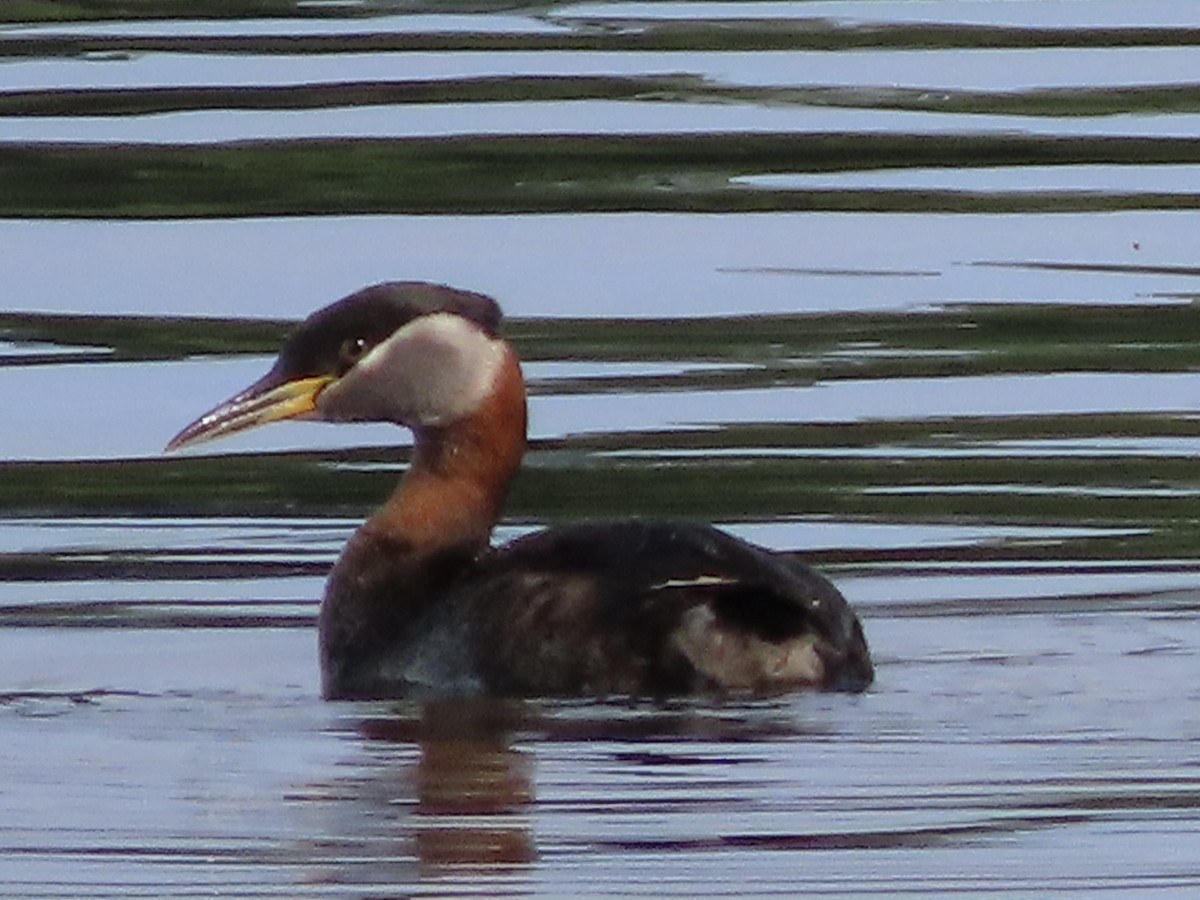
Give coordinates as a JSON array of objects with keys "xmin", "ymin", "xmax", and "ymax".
[{"xmin": 167, "ymin": 282, "xmax": 873, "ymax": 699}]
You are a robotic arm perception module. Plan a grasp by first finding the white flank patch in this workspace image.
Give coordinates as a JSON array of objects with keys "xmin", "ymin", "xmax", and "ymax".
[
  {"xmin": 650, "ymin": 574, "xmax": 739, "ymax": 591},
  {"xmin": 673, "ymin": 605, "xmax": 825, "ymax": 689}
]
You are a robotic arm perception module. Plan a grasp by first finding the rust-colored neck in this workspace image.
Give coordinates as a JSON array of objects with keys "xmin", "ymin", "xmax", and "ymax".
[
  {"xmin": 362, "ymin": 343, "xmax": 527, "ymax": 555},
  {"xmin": 320, "ymin": 341, "xmax": 527, "ymax": 697}
]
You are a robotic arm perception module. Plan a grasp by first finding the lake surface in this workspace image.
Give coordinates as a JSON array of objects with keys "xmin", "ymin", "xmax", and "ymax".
[{"xmin": 3, "ymin": 1, "xmax": 1200, "ymax": 896}]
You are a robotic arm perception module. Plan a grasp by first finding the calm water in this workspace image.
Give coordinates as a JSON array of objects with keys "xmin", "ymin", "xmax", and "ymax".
[{"xmin": 4, "ymin": 1, "xmax": 1200, "ymax": 896}]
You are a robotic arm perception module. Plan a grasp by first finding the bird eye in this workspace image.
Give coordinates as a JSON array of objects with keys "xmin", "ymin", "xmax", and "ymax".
[{"xmin": 337, "ymin": 337, "xmax": 367, "ymax": 373}]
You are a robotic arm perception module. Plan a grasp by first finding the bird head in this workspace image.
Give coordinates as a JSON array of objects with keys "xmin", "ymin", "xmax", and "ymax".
[{"xmin": 166, "ymin": 282, "xmax": 507, "ymax": 452}]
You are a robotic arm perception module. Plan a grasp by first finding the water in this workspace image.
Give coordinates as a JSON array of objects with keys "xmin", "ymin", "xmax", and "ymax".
[{"xmin": 3, "ymin": 1, "xmax": 1200, "ymax": 896}]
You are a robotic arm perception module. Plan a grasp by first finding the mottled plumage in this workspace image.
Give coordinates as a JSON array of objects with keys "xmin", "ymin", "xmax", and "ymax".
[{"xmin": 168, "ymin": 282, "xmax": 874, "ymax": 700}]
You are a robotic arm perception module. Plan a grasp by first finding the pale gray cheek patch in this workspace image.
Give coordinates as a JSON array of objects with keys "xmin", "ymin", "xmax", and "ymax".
[
  {"xmin": 316, "ymin": 356, "xmax": 392, "ymax": 423},
  {"xmin": 317, "ymin": 314, "xmax": 505, "ymax": 427}
]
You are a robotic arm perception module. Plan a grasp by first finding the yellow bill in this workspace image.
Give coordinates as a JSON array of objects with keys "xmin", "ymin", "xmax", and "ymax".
[{"xmin": 165, "ymin": 373, "xmax": 334, "ymax": 452}]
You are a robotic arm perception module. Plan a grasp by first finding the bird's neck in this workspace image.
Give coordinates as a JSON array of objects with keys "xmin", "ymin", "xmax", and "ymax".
[
  {"xmin": 319, "ymin": 343, "xmax": 526, "ymax": 697},
  {"xmin": 363, "ymin": 344, "xmax": 527, "ymax": 558}
]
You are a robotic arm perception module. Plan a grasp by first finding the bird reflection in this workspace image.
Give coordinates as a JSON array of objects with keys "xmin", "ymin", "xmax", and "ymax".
[
  {"xmin": 299, "ymin": 696, "xmax": 816, "ymax": 889},
  {"xmin": 404, "ymin": 700, "xmax": 535, "ymax": 868},
  {"xmin": 325, "ymin": 698, "xmax": 537, "ymax": 878}
]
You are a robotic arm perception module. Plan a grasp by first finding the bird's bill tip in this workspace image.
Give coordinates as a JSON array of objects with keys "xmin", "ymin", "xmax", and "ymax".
[{"xmin": 164, "ymin": 374, "xmax": 334, "ymax": 453}]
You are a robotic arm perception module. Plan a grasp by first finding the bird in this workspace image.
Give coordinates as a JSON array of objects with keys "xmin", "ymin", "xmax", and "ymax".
[{"xmin": 167, "ymin": 282, "xmax": 874, "ymax": 700}]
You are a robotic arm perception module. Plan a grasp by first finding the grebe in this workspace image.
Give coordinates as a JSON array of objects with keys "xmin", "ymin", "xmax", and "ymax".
[{"xmin": 167, "ymin": 282, "xmax": 873, "ymax": 699}]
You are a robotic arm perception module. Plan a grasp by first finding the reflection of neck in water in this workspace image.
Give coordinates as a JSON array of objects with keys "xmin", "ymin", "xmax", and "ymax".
[
  {"xmin": 415, "ymin": 735, "xmax": 535, "ymax": 868},
  {"xmin": 359, "ymin": 699, "xmax": 536, "ymax": 872}
]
